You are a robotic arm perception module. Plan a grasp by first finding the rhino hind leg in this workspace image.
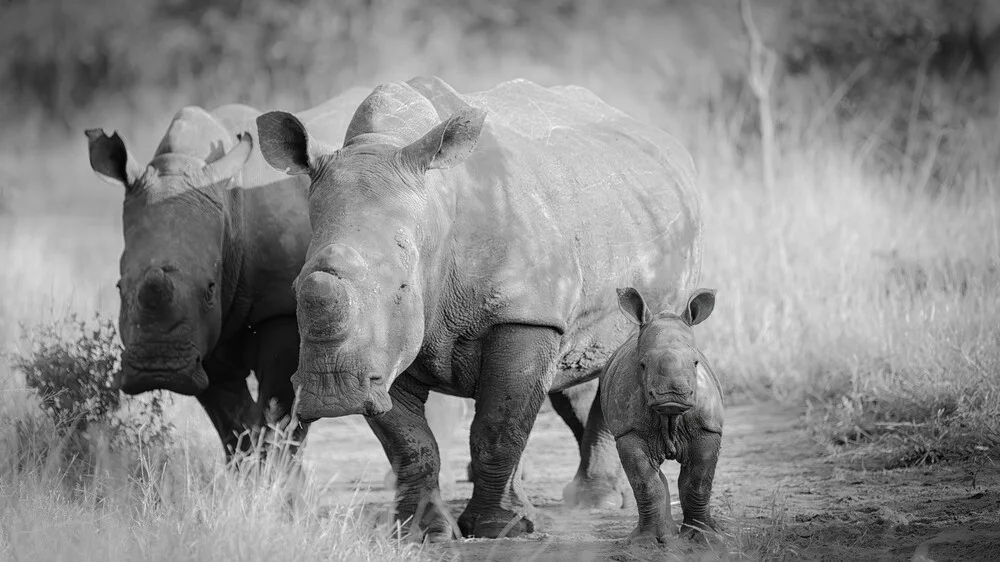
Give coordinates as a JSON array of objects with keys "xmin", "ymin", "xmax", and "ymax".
[
  {"xmin": 548, "ymin": 382, "xmax": 594, "ymax": 443},
  {"xmin": 366, "ymin": 373, "xmax": 455, "ymax": 543},
  {"xmin": 561, "ymin": 379, "xmax": 631, "ymax": 509},
  {"xmin": 616, "ymin": 431, "xmax": 673, "ymax": 545},
  {"xmin": 458, "ymin": 324, "xmax": 562, "ymax": 539}
]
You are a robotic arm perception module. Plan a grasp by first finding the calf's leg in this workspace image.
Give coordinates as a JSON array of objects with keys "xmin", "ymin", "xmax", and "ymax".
[
  {"xmin": 616, "ymin": 431, "xmax": 672, "ymax": 544},
  {"xmin": 678, "ymin": 431, "xmax": 722, "ymax": 541}
]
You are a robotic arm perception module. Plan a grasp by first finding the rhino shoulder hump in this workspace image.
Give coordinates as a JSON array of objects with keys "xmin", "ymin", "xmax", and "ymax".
[{"xmin": 345, "ymin": 81, "xmax": 439, "ymax": 145}]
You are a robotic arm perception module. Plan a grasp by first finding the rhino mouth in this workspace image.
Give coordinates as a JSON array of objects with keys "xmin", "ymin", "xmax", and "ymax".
[
  {"xmin": 290, "ymin": 371, "xmax": 393, "ymax": 419},
  {"xmin": 119, "ymin": 343, "xmax": 208, "ymax": 396},
  {"xmin": 650, "ymin": 401, "xmax": 693, "ymax": 416}
]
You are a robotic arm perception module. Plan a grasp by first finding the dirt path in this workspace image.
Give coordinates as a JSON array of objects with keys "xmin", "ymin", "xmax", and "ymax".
[{"xmin": 303, "ymin": 400, "xmax": 1000, "ymax": 561}]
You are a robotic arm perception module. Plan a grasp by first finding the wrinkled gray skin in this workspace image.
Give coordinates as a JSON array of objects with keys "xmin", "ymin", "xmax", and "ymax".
[
  {"xmin": 85, "ymin": 87, "xmax": 369, "ymax": 460},
  {"xmin": 602, "ymin": 287, "xmax": 723, "ymax": 545},
  {"xmin": 255, "ymin": 76, "xmax": 703, "ymax": 540}
]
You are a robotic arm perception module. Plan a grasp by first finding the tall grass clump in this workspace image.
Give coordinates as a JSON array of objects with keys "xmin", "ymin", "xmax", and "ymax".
[
  {"xmin": 0, "ymin": 406, "xmax": 429, "ymax": 561},
  {"xmin": 0, "ymin": 319, "xmax": 428, "ymax": 561}
]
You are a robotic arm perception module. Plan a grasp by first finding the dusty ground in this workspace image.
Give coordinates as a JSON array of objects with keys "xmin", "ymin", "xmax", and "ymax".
[{"xmin": 303, "ymin": 398, "xmax": 1000, "ymax": 561}]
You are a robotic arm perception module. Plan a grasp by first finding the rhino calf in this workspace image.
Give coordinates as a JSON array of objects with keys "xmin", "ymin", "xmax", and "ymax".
[{"xmin": 601, "ymin": 287, "xmax": 723, "ymax": 545}]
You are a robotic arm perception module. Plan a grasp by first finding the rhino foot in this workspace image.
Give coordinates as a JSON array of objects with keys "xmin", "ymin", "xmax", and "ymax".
[
  {"xmin": 562, "ymin": 476, "xmax": 629, "ymax": 509},
  {"xmin": 626, "ymin": 523, "xmax": 672, "ymax": 546},
  {"xmin": 383, "ymin": 500, "xmax": 458, "ymax": 543},
  {"xmin": 457, "ymin": 506, "xmax": 536, "ymax": 539},
  {"xmin": 414, "ymin": 514, "xmax": 457, "ymax": 544},
  {"xmin": 679, "ymin": 517, "xmax": 718, "ymax": 544}
]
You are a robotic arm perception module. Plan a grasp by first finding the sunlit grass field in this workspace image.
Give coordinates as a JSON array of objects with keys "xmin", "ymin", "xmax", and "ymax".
[{"xmin": 2, "ymin": 3, "xmax": 999, "ymax": 559}]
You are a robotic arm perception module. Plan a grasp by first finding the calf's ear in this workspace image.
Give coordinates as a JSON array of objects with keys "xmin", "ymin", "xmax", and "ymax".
[
  {"xmin": 85, "ymin": 129, "xmax": 143, "ymax": 189},
  {"xmin": 617, "ymin": 287, "xmax": 652, "ymax": 326},
  {"xmin": 681, "ymin": 288, "xmax": 716, "ymax": 326},
  {"xmin": 402, "ymin": 106, "xmax": 486, "ymax": 171},
  {"xmin": 257, "ymin": 111, "xmax": 329, "ymax": 176}
]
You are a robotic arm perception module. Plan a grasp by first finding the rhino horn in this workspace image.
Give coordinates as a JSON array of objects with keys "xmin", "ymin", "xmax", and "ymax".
[
  {"xmin": 297, "ymin": 271, "xmax": 356, "ymax": 341},
  {"xmin": 137, "ymin": 267, "xmax": 174, "ymax": 312}
]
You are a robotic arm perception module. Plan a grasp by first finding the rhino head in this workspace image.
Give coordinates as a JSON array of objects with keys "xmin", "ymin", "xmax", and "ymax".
[
  {"xmin": 617, "ymin": 287, "xmax": 716, "ymax": 415},
  {"xmin": 254, "ymin": 105, "xmax": 487, "ymax": 419},
  {"xmin": 85, "ymin": 121, "xmax": 253, "ymax": 396}
]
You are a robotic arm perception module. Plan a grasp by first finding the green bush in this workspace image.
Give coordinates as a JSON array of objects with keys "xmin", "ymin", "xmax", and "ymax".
[{"xmin": 9, "ymin": 314, "xmax": 174, "ymax": 484}]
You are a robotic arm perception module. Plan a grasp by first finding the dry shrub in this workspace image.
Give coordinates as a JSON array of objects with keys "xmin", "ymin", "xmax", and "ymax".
[{"xmin": 6, "ymin": 314, "xmax": 173, "ymax": 492}]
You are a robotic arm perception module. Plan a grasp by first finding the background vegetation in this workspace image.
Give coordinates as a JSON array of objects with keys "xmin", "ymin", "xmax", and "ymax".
[{"xmin": 1, "ymin": 0, "xmax": 999, "ymax": 558}]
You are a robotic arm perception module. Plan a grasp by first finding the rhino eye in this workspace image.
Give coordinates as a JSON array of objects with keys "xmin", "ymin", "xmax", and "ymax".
[
  {"xmin": 639, "ymin": 361, "xmax": 647, "ymax": 371},
  {"xmin": 694, "ymin": 360, "xmax": 700, "ymax": 368}
]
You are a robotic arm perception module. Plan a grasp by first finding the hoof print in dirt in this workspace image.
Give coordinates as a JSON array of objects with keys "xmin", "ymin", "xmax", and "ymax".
[{"xmin": 602, "ymin": 287, "xmax": 725, "ymax": 546}]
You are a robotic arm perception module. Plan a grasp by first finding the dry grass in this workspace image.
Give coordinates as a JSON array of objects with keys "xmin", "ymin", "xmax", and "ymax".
[
  {"xmin": 0, "ymin": 375, "xmax": 430, "ymax": 562},
  {"xmin": 2, "ymin": 2, "xmax": 999, "ymax": 560}
]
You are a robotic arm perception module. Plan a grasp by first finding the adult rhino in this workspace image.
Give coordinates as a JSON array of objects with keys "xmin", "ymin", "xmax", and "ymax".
[
  {"xmin": 85, "ymin": 87, "xmax": 369, "ymax": 460},
  {"xmin": 255, "ymin": 76, "xmax": 703, "ymax": 540}
]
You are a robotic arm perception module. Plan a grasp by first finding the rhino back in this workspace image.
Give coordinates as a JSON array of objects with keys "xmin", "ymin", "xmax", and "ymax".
[{"xmin": 417, "ymin": 78, "xmax": 702, "ymax": 339}]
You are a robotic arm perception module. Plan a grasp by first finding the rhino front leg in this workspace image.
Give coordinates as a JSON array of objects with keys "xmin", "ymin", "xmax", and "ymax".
[
  {"xmin": 366, "ymin": 373, "xmax": 454, "ymax": 543},
  {"xmin": 458, "ymin": 324, "xmax": 560, "ymax": 539},
  {"xmin": 617, "ymin": 431, "xmax": 672, "ymax": 545},
  {"xmin": 196, "ymin": 375, "xmax": 260, "ymax": 462},
  {"xmin": 678, "ymin": 431, "xmax": 722, "ymax": 541},
  {"xmin": 252, "ymin": 316, "xmax": 311, "ymax": 459},
  {"xmin": 560, "ymin": 379, "xmax": 631, "ymax": 509}
]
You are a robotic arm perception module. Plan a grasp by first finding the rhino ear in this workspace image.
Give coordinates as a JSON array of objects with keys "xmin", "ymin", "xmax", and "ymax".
[
  {"xmin": 402, "ymin": 107, "xmax": 486, "ymax": 172},
  {"xmin": 617, "ymin": 287, "xmax": 652, "ymax": 327},
  {"xmin": 256, "ymin": 111, "xmax": 327, "ymax": 176},
  {"xmin": 681, "ymin": 288, "xmax": 716, "ymax": 327},
  {"xmin": 85, "ymin": 129, "xmax": 143, "ymax": 189}
]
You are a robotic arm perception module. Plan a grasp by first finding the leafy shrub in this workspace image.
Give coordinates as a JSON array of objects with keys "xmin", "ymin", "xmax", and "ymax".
[{"xmin": 9, "ymin": 314, "xmax": 174, "ymax": 484}]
